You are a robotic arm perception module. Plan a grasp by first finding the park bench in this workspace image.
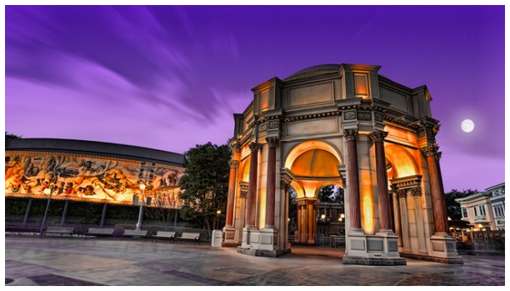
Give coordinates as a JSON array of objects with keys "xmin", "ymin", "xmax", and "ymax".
[
  {"xmin": 45, "ymin": 226, "xmax": 75, "ymax": 236},
  {"xmin": 123, "ymin": 229, "xmax": 148, "ymax": 238},
  {"xmin": 154, "ymin": 231, "xmax": 176, "ymax": 241},
  {"xmin": 178, "ymin": 232, "xmax": 200, "ymax": 242},
  {"xmin": 87, "ymin": 227, "xmax": 115, "ymax": 236}
]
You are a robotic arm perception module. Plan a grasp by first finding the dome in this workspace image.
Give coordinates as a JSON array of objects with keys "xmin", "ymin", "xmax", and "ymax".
[
  {"xmin": 291, "ymin": 149, "xmax": 340, "ymax": 177},
  {"xmin": 284, "ymin": 64, "xmax": 341, "ymax": 81}
]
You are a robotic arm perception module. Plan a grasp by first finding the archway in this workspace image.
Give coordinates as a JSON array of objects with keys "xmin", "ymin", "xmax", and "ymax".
[
  {"xmin": 283, "ymin": 140, "xmax": 344, "ymax": 256},
  {"xmin": 384, "ymin": 144, "xmax": 424, "ymax": 252}
]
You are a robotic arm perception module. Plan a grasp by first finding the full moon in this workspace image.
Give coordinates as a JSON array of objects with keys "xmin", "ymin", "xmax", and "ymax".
[{"xmin": 461, "ymin": 119, "xmax": 475, "ymax": 133}]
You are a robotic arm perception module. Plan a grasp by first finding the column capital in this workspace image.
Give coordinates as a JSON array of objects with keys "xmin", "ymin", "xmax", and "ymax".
[
  {"xmin": 369, "ymin": 130, "xmax": 388, "ymax": 143},
  {"xmin": 421, "ymin": 144, "xmax": 439, "ymax": 157},
  {"xmin": 249, "ymin": 142, "xmax": 260, "ymax": 152},
  {"xmin": 343, "ymin": 129, "xmax": 358, "ymax": 141},
  {"xmin": 265, "ymin": 136, "xmax": 279, "ymax": 147}
]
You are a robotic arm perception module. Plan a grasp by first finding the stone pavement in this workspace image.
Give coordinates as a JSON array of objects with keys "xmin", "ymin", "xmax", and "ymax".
[{"xmin": 5, "ymin": 236, "xmax": 505, "ymax": 286}]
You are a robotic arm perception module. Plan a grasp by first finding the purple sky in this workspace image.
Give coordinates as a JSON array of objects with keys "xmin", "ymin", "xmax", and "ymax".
[{"xmin": 6, "ymin": 6, "xmax": 504, "ymax": 191}]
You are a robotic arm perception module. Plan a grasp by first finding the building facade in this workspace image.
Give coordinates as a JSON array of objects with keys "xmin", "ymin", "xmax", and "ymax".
[
  {"xmin": 6, "ymin": 137, "xmax": 185, "ymax": 214},
  {"xmin": 222, "ymin": 63, "xmax": 461, "ymax": 265},
  {"xmin": 456, "ymin": 183, "xmax": 505, "ymax": 231}
]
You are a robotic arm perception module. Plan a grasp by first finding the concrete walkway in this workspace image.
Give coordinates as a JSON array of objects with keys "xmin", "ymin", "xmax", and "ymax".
[{"xmin": 5, "ymin": 236, "xmax": 505, "ymax": 286}]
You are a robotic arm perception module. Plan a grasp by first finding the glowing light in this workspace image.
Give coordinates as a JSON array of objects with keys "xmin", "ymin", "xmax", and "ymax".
[
  {"xmin": 320, "ymin": 214, "xmax": 326, "ymax": 220},
  {"xmin": 216, "ymin": 210, "xmax": 221, "ymax": 215},
  {"xmin": 461, "ymin": 119, "xmax": 475, "ymax": 133},
  {"xmin": 139, "ymin": 183, "xmax": 146, "ymax": 191},
  {"xmin": 340, "ymin": 213, "xmax": 345, "ymax": 218}
]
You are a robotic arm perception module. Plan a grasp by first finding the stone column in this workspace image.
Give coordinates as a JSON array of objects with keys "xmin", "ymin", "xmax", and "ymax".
[
  {"xmin": 265, "ymin": 137, "xmax": 278, "ymax": 228},
  {"xmin": 344, "ymin": 129, "xmax": 361, "ymax": 230},
  {"xmin": 392, "ymin": 189, "xmax": 402, "ymax": 247},
  {"xmin": 226, "ymin": 160, "xmax": 239, "ymax": 227},
  {"xmin": 246, "ymin": 142, "xmax": 259, "ymax": 228},
  {"xmin": 370, "ymin": 130, "xmax": 391, "ymax": 231},
  {"xmin": 422, "ymin": 145, "xmax": 448, "ymax": 234},
  {"xmin": 307, "ymin": 200, "xmax": 315, "ymax": 244}
]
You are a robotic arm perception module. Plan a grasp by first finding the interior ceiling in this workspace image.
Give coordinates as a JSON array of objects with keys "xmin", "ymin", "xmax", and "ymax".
[{"xmin": 291, "ymin": 149, "xmax": 340, "ymax": 178}]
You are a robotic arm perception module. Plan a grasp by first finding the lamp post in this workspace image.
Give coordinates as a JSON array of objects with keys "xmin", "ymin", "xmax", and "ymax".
[
  {"xmin": 136, "ymin": 183, "xmax": 146, "ymax": 231},
  {"xmin": 215, "ymin": 210, "xmax": 221, "ymax": 230},
  {"xmin": 39, "ymin": 187, "xmax": 53, "ymax": 238}
]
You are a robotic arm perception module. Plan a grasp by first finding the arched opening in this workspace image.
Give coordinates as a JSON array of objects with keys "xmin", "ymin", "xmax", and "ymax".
[
  {"xmin": 283, "ymin": 140, "xmax": 344, "ymax": 257},
  {"xmin": 316, "ymin": 185, "xmax": 345, "ymax": 248},
  {"xmin": 385, "ymin": 144, "xmax": 422, "ymax": 251}
]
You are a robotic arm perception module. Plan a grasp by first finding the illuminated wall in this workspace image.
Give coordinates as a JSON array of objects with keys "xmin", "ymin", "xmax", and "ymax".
[{"xmin": 5, "ymin": 150, "xmax": 184, "ymax": 208}]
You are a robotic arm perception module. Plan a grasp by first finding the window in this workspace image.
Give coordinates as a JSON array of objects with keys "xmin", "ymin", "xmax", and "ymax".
[
  {"xmin": 462, "ymin": 207, "xmax": 468, "ymax": 218},
  {"xmin": 480, "ymin": 205, "xmax": 486, "ymax": 216},
  {"xmin": 474, "ymin": 207, "xmax": 478, "ymax": 216}
]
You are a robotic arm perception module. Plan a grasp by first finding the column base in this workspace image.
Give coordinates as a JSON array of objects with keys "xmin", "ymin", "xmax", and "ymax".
[
  {"xmin": 428, "ymin": 232, "xmax": 464, "ymax": 264},
  {"xmin": 222, "ymin": 225, "xmax": 240, "ymax": 247},
  {"xmin": 343, "ymin": 229, "xmax": 406, "ymax": 266},
  {"xmin": 238, "ymin": 228, "xmax": 283, "ymax": 257}
]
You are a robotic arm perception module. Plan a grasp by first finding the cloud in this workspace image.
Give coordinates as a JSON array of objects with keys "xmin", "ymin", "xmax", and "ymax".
[{"xmin": 6, "ymin": 6, "xmax": 245, "ymax": 123}]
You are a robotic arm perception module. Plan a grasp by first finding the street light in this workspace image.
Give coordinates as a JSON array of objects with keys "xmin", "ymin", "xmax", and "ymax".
[
  {"xmin": 215, "ymin": 209, "xmax": 222, "ymax": 229},
  {"xmin": 39, "ymin": 174, "xmax": 59, "ymax": 238},
  {"xmin": 136, "ymin": 183, "xmax": 146, "ymax": 231}
]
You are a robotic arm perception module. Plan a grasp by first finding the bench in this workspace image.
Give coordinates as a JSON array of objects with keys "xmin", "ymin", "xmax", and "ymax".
[
  {"xmin": 88, "ymin": 227, "xmax": 115, "ymax": 236},
  {"xmin": 45, "ymin": 226, "xmax": 74, "ymax": 236},
  {"xmin": 154, "ymin": 231, "xmax": 176, "ymax": 240},
  {"xmin": 178, "ymin": 232, "xmax": 200, "ymax": 242},
  {"xmin": 123, "ymin": 229, "xmax": 148, "ymax": 238}
]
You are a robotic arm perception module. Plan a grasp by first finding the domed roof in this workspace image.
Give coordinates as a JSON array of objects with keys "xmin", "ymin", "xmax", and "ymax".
[
  {"xmin": 291, "ymin": 149, "xmax": 340, "ymax": 177},
  {"xmin": 284, "ymin": 64, "xmax": 341, "ymax": 81}
]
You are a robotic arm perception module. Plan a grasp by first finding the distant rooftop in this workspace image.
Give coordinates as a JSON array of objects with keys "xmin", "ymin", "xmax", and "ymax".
[{"xmin": 6, "ymin": 137, "xmax": 185, "ymax": 166}]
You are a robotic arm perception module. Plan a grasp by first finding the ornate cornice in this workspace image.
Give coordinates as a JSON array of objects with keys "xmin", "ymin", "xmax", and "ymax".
[
  {"xmin": 280, "ymin": 168, "xmax": 294, "ymax": 186},
  {"xmin": 369, "ymin": 130, "xmax": 388, "ymax": 143},
  {"xmin": 283, "ymin": 110, "xmax": 341, "ymax": 123},
  {"xmin": 390, "ymin": 175, "xmax": 422, "ymax": 191},
  {"xmin": 266, "ymin": 136, "xmax": 279, "ymax": 146},
  {"xmin": 421, "ymin": 144, "xmax": 439, "ymax": 157},
  {"xmin": 343, "ymin": 129, "xmax": 358, "ymax": 141},
  {"xmin": 249, "ymin": 142, "xmax": 260, "ymax": 152}
]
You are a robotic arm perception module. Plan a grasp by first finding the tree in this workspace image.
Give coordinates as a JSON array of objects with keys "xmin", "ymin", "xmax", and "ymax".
[
  {"xmin": 178, "ymin": 142, "xmax": 231, "ymax": 231},
  {"xmin": 318, "ymin": 185, "xmax": 344, "ymax": 203},
  {"xmin": 445, "ymin": 189, "xmax": 479, "ymax": 221}
]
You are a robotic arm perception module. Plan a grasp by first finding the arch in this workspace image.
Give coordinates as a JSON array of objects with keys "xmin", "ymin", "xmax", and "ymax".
[
  {"xmin": 238, "ymin": 157, "xmax": 250, "ymax": 182},
  {"xmin": 385, "ymin": 144, "xmax": 419, "ymax": 179},
  {"xmin": 284, "ymin": 140, "xmax": 343, "ymax": 170}
]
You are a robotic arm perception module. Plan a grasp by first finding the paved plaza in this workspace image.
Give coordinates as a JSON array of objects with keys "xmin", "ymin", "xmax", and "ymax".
[{"xmin": 5, "ymin": 236, "xmax": 505, "ymax": 286}]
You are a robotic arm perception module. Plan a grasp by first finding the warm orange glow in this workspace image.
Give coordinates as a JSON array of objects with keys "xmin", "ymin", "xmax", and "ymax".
[
  {"xmin": 284, "ymin": 140, "xmax": 342, "ymax": 170},
  {"xmin": 239, "ymin": 157, "xmax": 251, "ymax": 182},
  {"xmin": 385, "ymin": 124, "xmax": 418, "ymax": 146},
  {"xmin": 258, "ymin": 189, "xmax": 266, "ymax": 227},
  {"xmin": 291, "ymin": 149, "xmax": 339, "ymax": 177},
  {"xmin": 360, "ymin": 170, "xmax": 375, "ymax": 234},
  {"xmin": 385, "ymin": 144, "xmax": 418, "ymax": 178},
  {"xmin": 6, "ymin": 151, "xmax": 183, "ymax": 208}
]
